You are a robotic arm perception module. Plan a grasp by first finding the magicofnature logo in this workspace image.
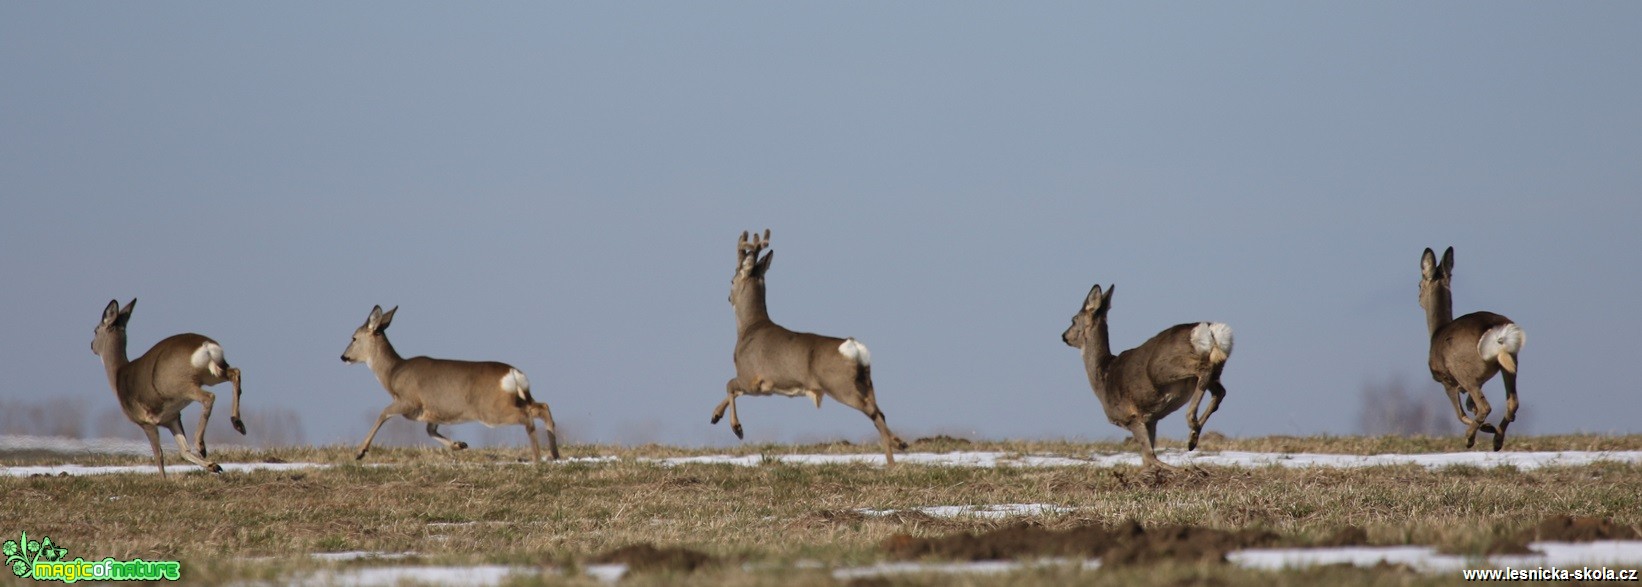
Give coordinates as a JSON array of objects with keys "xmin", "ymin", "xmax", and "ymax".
[{"xmin": 5, "ymin": 531, "xmax": 180, "ymax": 582}]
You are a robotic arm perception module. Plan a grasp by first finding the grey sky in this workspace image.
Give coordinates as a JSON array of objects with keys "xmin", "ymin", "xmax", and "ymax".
[{"xmin": 4, "ymin": 3, "xmax": 1639, "ymax": 448}]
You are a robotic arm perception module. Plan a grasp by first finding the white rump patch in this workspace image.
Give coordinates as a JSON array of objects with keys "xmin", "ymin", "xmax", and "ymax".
[
  {"xmin": 191, "ymin": 342, "xmax": 226, "ymax": 377},
  {"xmin": 1477, "ymin": 323, "xmax": 1525, "ymax": 359},
  {"xmin": 838, "ymin": 338, "xmax": 871, "ymax": 367},
  {"xmin": 500, "ymin": 369, "xmax": 530, "ymax": 401},
  {"xmin": 1190, "ymin": 323, "xmax": 1234, "ymax": 362}
]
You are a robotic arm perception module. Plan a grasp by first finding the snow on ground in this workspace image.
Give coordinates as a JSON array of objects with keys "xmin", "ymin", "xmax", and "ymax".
[
  {"xmin": 1229, "ymin": 541, "xmax": 1642, "ymax": 572},
  {"xmin": 288, "ymin": 565, "xmax": 525, "ymax": 586},
  {"xmin": 0, "ymin": 434, "xmax": 165, "ymax": 455},
  {"xmin": 858, "ymin": 503, "xmax": 1076, "ymax": 519},
  {"xmin": 9, "ymin": 440, "xmax": 1642, "ymax": 473}
]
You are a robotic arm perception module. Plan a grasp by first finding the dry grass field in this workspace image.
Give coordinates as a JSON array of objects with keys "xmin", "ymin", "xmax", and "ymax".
[{"xmin": 4, "ymin": 435, "xmax": 1641, "ymax": 585}]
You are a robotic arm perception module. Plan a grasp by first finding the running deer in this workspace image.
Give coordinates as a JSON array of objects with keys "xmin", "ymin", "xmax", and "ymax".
[
  {"xmin": 1419, "ymin": 247, "xmax": 1525, "ymax": 450},
  {"xmin": 341, "ymin": 305, "xmax": 560, "ymax": 461},
  {"xmin": 91, "ymin": 299, "xmax": 245, "ymax": 478},
  {"xmin": 1061, "ymin": 284, "xmax": 1232, "ymax": 470},
  {"xmin": 711, "ymin": 230, "xmax": 908, "ymax": 463}
]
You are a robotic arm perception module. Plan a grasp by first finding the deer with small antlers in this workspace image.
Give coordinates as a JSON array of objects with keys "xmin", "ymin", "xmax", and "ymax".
[
  {"xmin": 91, "ymin": 299, "xmax": 246, "ymax": 477},
  {"xmin": 1419, "ymin": 247, "xmax": 1525, "ymax": 450},
  {"xmin": 712, "ymin": 230, "xmax": 908, "ymax": 463},
  {"xmin": 1062, "ymin": 284, "xmax": 1232, "ymax": 470},
  {"xmin": 342, "ymin": 305, "xmax": 560, "ymax": 461}
]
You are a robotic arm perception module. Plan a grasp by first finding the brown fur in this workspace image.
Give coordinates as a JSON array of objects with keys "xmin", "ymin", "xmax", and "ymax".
[
  {"xmin": 91, "ymin": 299, "xmax": 245, "ymax": 478},
  {"xmin": 711, "ymin": 230, "xmax": 907, "ymax": 464},
  {"xmin": 1062, "ymin": 284, "xmax": 1229, "ymax": 470},
  {"xmin": 342, "ymin": 305, "xmax": 560, "ymax": 461},
  {"xmin": 1419, "ymin": 247, "xmax": 1522, "ymax": 451}
]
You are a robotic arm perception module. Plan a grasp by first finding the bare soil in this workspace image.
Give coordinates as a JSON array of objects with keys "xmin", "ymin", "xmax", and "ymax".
[
  {"xmin": 881, "ymin": 521, "xmax": 1280, "ymax": 566},
  {"xmin": 589, "ymin": 542, "xmax": 719, "ymax": 573}
]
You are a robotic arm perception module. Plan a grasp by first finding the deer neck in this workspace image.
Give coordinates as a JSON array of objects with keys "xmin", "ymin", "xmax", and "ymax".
[
  {"xmin": 733, "ymin": 282, "xmax": 773, "ymax": 334},
  {"xmin": 1082, "ymin": 319, "xmax": 1116, "ymax": 386},
  {"xmin": 97, "ymin": 334, "xmax": 131, "ymax": 392},
  {"xmin": 1422, "ymin": 285, "xmax": 1453, "ymax": 337},
  {"xmin": 366, "ymin": 337, "xmax": 407, "ymax": 390}
]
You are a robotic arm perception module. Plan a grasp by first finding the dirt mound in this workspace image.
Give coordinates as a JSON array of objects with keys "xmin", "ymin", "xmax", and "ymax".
[
  {"xmin": 1527, "ymin": 516, "xmax": 1639, "ymax": 542},
  {"xmin": 590, "ymin": 543, "xmax": 717, "ymax": 573},
  {"xmin": 881, "ymin": 521, "xmax": 1277, "ymax": 566},
  {"xmin": 1313, "ymin": 526, "xmax": 1370, "ymax": 547},
  {"xmin": 912, "ymin": 435, "xmax": 973, "ymax": 446}
]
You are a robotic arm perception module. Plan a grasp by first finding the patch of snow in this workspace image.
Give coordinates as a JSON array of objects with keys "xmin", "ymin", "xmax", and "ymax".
[
  {"xmin": 1229, "ymin": 541, "xmax": 1642, "ymax": 572},
  {"xmin": 584, "ymin": 563, "xmax": 628, "ymax": 584},
  {"xmin": 2, "ymin": 461, "xmax": 331, "ymax": 477},
  {"xmin": 859, "ymin": 503, "xmax": 1075, "ymax": 519},
  {"xmin": 1170, "ymin": 450, "xmax": 1642, "ymax": 471},
  {"xmin": 309, "ymin": 551, "xmax": 417, "ymax": 562},
  {"xmin": 292, "ymin": 565, "xmax": 524, "ymax": 586}
]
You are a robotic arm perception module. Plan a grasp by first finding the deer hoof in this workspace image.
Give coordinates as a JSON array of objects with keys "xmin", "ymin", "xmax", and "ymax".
[
  {"xmin": 1493, "ymin": 434, "xmax": 1506, "ymax": 452},
  {"xmin": 732, "ymin": 425, "xmax": 744, "ymax": 439},
  {"xmin": 710, "ymin": 414, "xmax": 722, "ymax": 425},
  {"xmin": 355, "ymin": 451, "xmax": 368, "ymax": 461},
  {"xmin": 206, "ymin": 463, "xmax": 223, "ymax": 474},
  {"xmin": 232, "ymin": 418, "xmax": 246, "ymax": 435},
  {"xmin": 1465, "ymin": 435, "xmax": 1477, "ymax": 449},
  {"xmin": 453, "ymin": 441, "xmax": 469, "ymax": 451}
]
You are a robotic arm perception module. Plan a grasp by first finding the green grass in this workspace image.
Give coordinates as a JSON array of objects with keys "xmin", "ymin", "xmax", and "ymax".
[{"xmin": 2, "ymin": 435, "xmax": 1640, "ymax": 586}]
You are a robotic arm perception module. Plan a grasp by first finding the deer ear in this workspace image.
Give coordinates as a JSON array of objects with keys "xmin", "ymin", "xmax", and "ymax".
[
  {"xmin": 378, "ymin": 306, "xmax": 398, "ymax": 331},
  {"xmin": 753, "ymin": 250, "xmax": 773, "ymax": 276},
  {"xmin": 102, "ymin": 300, "xmax": 121, "ymax": 325},
  {"xmin": 117, "ymin": 298, "xmax": 136, "ymax": 325},
  {"xmin": 1083, "ymin": 284, "xmax": 1103, "ymax": 311},
  {"xmin": 1103, "ymin": 284, "xmax": 1115, "ymax": 309},
  {"xmin": 1440, "ymin": 247, "xmax": 1455, "ymax": 275},
  {"xmin": 1421, "ymin": 248, "xmax": 1438, "ymax": 279}
]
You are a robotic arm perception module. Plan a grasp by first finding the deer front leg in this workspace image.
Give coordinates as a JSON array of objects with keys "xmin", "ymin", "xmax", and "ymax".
[
  {"xmin": 426, "ymin": 423, "xmax": 467, "ymax": 451},
  {"xmin": 356, "ymin": 404, "xmax": 402, "ymax": 460},
  {"xmin": 523, "ymin": 421, "xmax": 542, "ymax": 462},
  {"xmin": 226, "ymin": 367, "xmax": 246, "ymax": 435},
  {"xmin": 1188, "ymin": 382, "xmax": 1227, "ymax": 451},
  {"xmin": 1494, "ymin": 369, "xmax": 1519, "ymax": 451},
  {"xmin": 1127, "ymin": 420, "xmax": 1179, "ymax": 471},
  {"xmin": 713, "ymin": 379, "xmax": 747, "ymax": 439},
  {"xmin": 166, "ymin": 418, "xmax": 221, "ymax": 473},
  {"xmin": 141, "ymin": 423, "xmax": 167, "ymax": 479}
]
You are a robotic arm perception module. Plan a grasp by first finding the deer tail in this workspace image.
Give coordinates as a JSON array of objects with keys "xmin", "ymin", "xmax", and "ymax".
[
  {"xmin": 1191, "ymin": 322, "xmax": 1234, "ymax": 365},
  {"xmin": 1479, "ymin": 323, "xmax": 1525, "ymax": 374}
]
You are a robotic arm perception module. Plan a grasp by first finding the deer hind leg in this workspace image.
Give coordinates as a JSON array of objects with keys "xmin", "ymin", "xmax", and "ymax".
[
  {"xmin": 226, "ymin": 367, "xmax": 246, "ymax": 435},
  {"xmin": 1188, "ymin": 381, "xmax": 1227, "ymax": 451},
  {"xmin": 1459, "ymin": 383, "xmax": 1494, "ymax": 449},
  {"xmin": 534, "ymin": 403, "xmax": 561, "ymax": 460},
  {"xmin": 141, "ymin": 423, "xmax": 167, "ymax": 479},
  {"xmin": 189, "ymin": 386, "xmax": 216, "ymax": 458},
  {"xmin": 426, "ymin": 423, "xmax": 468, "ymax": 451},
  {"xmin": 166, "ymin": 417, "xmax": 222, "ymax": 473},
  {"xmin": 356, "ymin": 403, "xmax": 405, "ymax": 460},
  {"xmin": 828, "ymin": 384, "xmax": 905, "ymax": 465},
  {"xmin": 1494, "ymin": 369, "xmax": 1519, "ymax": 451}
]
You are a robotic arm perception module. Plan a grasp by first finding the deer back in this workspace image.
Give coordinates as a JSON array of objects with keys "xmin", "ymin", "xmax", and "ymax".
[
  {"xmin": 388, "ymin": 357, "xmax": 528, "ymax": 422},
  {"xmin": 119, "ymin": 333, "xmax": 225, "ymax": 408}
]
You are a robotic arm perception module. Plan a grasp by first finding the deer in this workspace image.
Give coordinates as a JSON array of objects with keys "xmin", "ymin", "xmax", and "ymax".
[
  {"xmin": 90, "ymin": 299, "xmax": 246, "ymax": 478},
  {"xmin": 341, "ymin": 305, "xmax": 560, "ymax": 462},
  {"xmin": 1061, "ymin": 284, "xmax": 1232, "ymax": 470},
  {"xmin": 1419, "ymin": 247, "xmax": 1525, "ymax": 451},
  {"xmin": 711, "ymin": 230, "xmax": 908, "ymax": 464}
]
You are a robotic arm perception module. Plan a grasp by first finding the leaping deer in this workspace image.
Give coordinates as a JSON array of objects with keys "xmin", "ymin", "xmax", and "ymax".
[
  {"xmin": 1419, "ymin": 247, "xmax": 1524, "ymax": 450},
  {"xmin": 1062, "ymin": 284, "xmax": 1232, "ymax": 470},
  {"xmin": 342, "ymin": 305, "xmax": 560, "ymax": 461},
  {"xmin": 91, "ymin": 299, "xmax": 245, "ymax": 478},
  {"xmin": 712, "ymin": 230, "xmax": 907, "ymax": 464}
]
